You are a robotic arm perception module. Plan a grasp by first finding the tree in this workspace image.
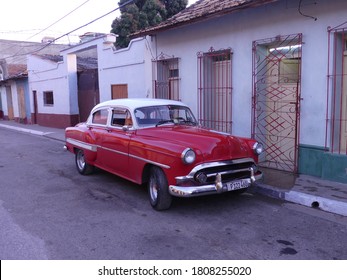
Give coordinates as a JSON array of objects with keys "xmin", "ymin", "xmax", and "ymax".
[
  {"xmin": 163, "ymin": 0, "xmax": 188, "ymax": 18},
  {"xmin": 111, "ymin": 0, "xmax": 188, "ymax": 49}
]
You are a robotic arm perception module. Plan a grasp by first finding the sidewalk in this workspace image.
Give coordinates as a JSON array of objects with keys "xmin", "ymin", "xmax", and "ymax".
[
  {"xmin": 253, "ymin": 168, "xmax": 347, "ymax": 217},
  {"xmin": 0, "ymin": 120, "xmax": 65, "ymax": 142},
  {"xmin": 1, "ymin": 120, "xmax": 347, "ymax": 217}
]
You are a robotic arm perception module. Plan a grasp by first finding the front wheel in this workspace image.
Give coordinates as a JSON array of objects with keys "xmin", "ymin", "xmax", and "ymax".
[
  {"xmin": 148, "ymin": 166, "xmax": 172, "ymax": 211},
  {"xmin": 75, "ymin": 149, "xmax": 94, "ymax": 175}
]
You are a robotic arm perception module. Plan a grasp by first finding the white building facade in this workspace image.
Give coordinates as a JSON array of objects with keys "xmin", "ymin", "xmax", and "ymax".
[{"xmin": 134, "ymin": 0, "xmax": 347, "ymax": 183}]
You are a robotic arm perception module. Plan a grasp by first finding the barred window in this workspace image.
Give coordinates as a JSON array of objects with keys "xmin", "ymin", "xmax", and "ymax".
[
  {"xmin": 198, "ymin": 48, "xmax": 233, "ymax": 133},
  {"xmin": 43, "ymin": 91, "xmax": 54, "ymax": 106},
  {"xmin": 153, "ymin": 56, "xmax": 180, "ymax": 101},
  {"xmin": 328, "ymin": 35, "xmax": 347, "ymax": 154}
]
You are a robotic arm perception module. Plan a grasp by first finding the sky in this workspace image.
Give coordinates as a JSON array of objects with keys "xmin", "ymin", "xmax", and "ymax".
[{"xmin": 0, "ymin": 0, "xmax": 198, "ymax": 44}]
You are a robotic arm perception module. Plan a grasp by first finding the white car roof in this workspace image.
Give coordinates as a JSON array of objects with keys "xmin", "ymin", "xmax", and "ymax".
[{"xmin": 93, "ymin": 98, "xmax": 187, "ymax": 111}]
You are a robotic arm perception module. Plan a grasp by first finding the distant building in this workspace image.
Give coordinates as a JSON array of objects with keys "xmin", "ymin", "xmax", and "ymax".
[
  {"xmin": 27, "ymin": 33, "xmax": 152, "ymax": 128},
  {"xmin": 0, "ymin": 39, "xmax": 67, "ymax": 123}
]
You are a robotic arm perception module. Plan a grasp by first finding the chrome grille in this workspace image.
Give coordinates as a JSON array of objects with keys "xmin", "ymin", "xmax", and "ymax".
[{"xmin": 195, "ymin": 161, "xmax": 254, "ymax": 184}]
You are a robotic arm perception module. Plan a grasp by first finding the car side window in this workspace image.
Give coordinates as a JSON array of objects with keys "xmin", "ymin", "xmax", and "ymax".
[
  {"xmin": 92, "ymin": 109, "xmax": 108, "ymax": 125},
  {"xmin": 111, "ymin": 108, "xmax": 133, "ymax": 127}
]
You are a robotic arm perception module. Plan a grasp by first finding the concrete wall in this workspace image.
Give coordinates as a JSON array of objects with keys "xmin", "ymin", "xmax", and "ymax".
[
  {"xmin": 98, "ymin": 37, "xmax": 153, "ymax": 101},
  {"xmin": 28, "ymin": 56, "xmax": 67, "ymax": 113}
]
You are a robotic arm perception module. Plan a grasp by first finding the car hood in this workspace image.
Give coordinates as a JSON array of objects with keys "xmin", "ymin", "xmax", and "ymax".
[{"xmin": 136, "ymin": 125, "xmax": 252, "ymax": 161}]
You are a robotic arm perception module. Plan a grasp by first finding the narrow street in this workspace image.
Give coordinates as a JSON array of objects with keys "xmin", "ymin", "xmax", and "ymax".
[{"xmin": 1, "ymin": 127, "xmax": 347, "ymax": 260}]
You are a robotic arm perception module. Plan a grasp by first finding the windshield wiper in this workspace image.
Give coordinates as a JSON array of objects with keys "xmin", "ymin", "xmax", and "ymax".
[
  {"xmin": 156, "ymin": 119, "xmax": 197, "ymax": 127},
  {"xmin": 156, "ymin": 120, "xmax": 175, "ymax": 127},
  {"xmin": 179, "ymin": 120, "xmax": 197, "ymax": 126}
]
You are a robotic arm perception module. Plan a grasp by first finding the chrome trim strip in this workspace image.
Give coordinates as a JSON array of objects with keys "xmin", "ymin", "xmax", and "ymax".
[
  {"xmin": 66, "ymin": 138, "xmax": 97, "ymax": 152},
  {"xmin": 98, "ymin": 146, "xmax": 170, "ymax": 169},
  {"xmin": 99, "ymin": 146, "xmax": 128, "ymax": 156},
  {"xmin": 66, "ymin": 138, "xmax": 170, "ymax": 169},
  {"xmin": 129, "ymin": 154, "xmax": 170, "ymax": 170}
]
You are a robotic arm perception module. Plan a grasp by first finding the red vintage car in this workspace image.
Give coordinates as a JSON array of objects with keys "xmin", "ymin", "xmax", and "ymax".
[{"xmin": 64, "ymin": 98, "xmax": 263, "ymax": 210}]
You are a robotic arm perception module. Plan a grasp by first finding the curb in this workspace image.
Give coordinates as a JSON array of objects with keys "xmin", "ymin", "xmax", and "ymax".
[
  {"xmin": 0, "ymin": 124, "xmax": 64, "ymax": 142},
  {"xmin": 253, "ymin": 183, "xmax": 286, "ymax": 200},
  {"xmin": 284, "ymin": 190, "xmax": 347, "ymax": 217},
  {"xmin": 0, "ymin": 124, "xmax": 47, "ymax": 136},
  {"xmin": 42, "ymin": 133, "xmax": 65, "ymax": 143},
  {"xmin": 255, "ymin": 183, "xmax": 347, "ymax": 217}
]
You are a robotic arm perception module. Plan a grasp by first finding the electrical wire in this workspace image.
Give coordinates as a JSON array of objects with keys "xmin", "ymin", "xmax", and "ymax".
[
  {"xmin": 52, "ymin": 0, "xmax": 135, "ymax": 44},
  {"xmin": 1, "ymin": 0, "xmax": 135, "ymax": 61},
  {"xmin": 298, "ymin": 0, "xmax": 317, "ymax": 21},
  {"xmin": 26, "ymin": 0, "xmax": 92, "ymax": 40},
  {"xmin": 1, "ymin": 0, "xmax": 92, "ymax": 62}
]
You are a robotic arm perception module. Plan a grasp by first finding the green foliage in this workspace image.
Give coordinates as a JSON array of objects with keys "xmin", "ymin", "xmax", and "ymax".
[
  {"xmin": 111, "ymin": 0, "xmax": 188, "ymax": 49},
  {"xmin": 163, "ymin": 0, "xmax": 188, "ymax": 18}
]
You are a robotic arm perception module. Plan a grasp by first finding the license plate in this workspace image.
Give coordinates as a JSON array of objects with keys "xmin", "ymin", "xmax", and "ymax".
[{"xmin": 224, "ymin": 179, "xmax": 250, "ymax": 191}]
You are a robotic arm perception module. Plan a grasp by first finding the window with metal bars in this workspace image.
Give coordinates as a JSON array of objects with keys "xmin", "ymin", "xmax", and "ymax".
[
  {"xmin": 197, "ymin": 48, "xmax": 233, "ymax": 133},
  {"xmin": 43, "ymin": 91, "xmax": 54, "ymax": 106},
  {"xmin": 327, "ymin": 30, "xmax": 347, "ymax": 155},
  {"xmin": 153, "ymin": 56, "xmax": 180, "ymax": 101}
]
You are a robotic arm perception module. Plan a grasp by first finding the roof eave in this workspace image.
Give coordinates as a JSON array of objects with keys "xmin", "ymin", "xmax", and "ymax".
[
  {"xmin": 132, "ymin": 0, "xmax": 277, "ymax": 38},
  {"xmin": 0, "ymin": 73, "xmax": 28, "ymax": 85}
]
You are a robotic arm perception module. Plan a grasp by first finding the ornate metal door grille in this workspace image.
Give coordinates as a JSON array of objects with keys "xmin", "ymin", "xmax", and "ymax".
[
  {"xmin": 252, "ymin": 34, "xmax": 302, "ymax": 172},
  {"xmin": 197, "ymin": 48, "xmax": 232, "ymax": 133}
]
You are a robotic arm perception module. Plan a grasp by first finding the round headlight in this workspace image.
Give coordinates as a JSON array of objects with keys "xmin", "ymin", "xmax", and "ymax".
[
  {"xmin": 253, "ymin": 142, "xmax": 264, "ymax": 155},
  {"xmin": 181, "ymin": 148, "xmax": 196, "ymax": 164}
]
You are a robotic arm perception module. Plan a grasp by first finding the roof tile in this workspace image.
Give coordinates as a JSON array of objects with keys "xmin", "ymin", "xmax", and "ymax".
[{"xmin": 133, "ymin": 0, "xmax": 277, "ymax": 37}]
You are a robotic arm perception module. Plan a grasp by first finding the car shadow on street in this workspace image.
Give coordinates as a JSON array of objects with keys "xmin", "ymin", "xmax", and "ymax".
[{"xmin": 78, "ymin": 168, "xmax": 265, "ymax": 213}]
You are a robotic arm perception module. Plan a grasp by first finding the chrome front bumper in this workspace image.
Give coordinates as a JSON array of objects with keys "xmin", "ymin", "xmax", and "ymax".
[{"xmin": 169, "ymin": 168, "xmax": 263, "ymax": 198}]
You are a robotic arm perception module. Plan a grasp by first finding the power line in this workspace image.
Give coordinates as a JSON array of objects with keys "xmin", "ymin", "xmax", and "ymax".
[
  {"xmin": 26, "ymin": 0, "xmax": 91, "ymax": 40},
  {"xmin": 55, "ymin": 0, "xmax": 135, "ymax": 42},
  {"xmin": 0, "ymin": 29, "xmax": 42, "ymax": 34},
  {"xmin": 1, "ymin": 0, "xmax": 135, "ymax": 60},
  {"xmin": 0, "ymin": 0, "xmax": 91, "ymax": 60},
  {"xmin": 34, "ymin": 0, "xmax": 135, "ymax": 52}
]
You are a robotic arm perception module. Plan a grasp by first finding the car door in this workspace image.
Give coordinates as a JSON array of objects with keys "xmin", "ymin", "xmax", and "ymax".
[
  {"xmin": 100, "ymin": 107, "xmax": 133, "ymax": 178},
  {"xmin": 87, "ymin": 107, "xmax": 109, "ymax": 166}
]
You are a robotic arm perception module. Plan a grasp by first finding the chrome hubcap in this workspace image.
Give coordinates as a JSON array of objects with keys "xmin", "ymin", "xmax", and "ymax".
[
  {"xmin": 77, "ymin": 151, "xmax": 85, "ymax": 170},
  {"xmin": 150, "ymin": 179, "xmax": 158, "ymax": 202}
]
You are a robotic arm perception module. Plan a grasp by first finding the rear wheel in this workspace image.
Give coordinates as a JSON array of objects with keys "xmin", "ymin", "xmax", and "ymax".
[
  {"xmin": 75, "ymin": 149, "xmax": 94, "ymax": 175},
  {"xmin": 148, "ymin": 166, "xmax": 172, "ymax": 211}
]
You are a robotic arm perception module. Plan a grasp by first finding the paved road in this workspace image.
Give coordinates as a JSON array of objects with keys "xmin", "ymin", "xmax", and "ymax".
[{"xmin": 1, "ymin": 127, "xmax": 347, "ymax": 260}]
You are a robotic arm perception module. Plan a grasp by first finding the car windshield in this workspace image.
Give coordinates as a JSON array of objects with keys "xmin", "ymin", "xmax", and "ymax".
[{"xmin": 134, "ymin": 105, "xmax": 198, "ymax": 128}]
